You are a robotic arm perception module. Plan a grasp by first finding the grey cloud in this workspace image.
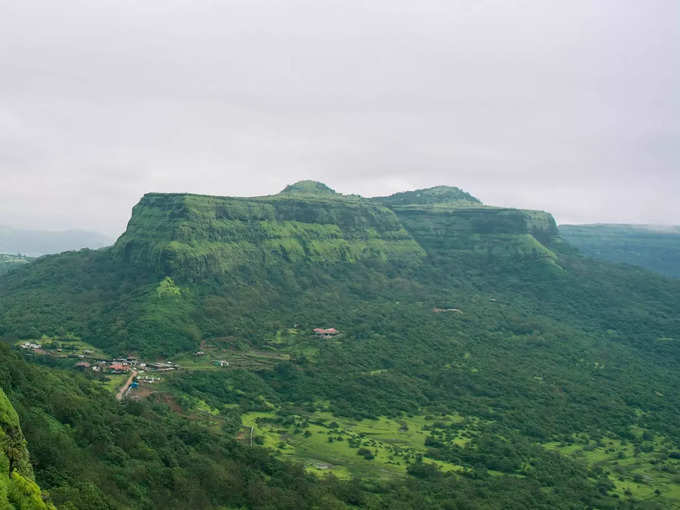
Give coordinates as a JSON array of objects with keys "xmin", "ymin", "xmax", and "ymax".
[{"xmin": 0, "ymin": 0, "xmax": 678, "ymax": 236}]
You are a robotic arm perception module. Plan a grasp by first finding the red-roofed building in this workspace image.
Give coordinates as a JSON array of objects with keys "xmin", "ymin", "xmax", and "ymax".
[
  {"xmin": 110, "ymin": 363, "xmax": 130, "ymax": 373},
  {"xmin": 313, "ymin": 328, "xmax": 339, "ymax": 337}
]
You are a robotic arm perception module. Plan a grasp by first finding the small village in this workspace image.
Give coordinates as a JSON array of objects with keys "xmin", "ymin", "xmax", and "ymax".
[
  {"xmin": 19, "ymin": 340, "xmax": 182, "ymax": 376},
  {"xmin": 17, "ymin": 326, "xmax": 340, "ymax": 399}
]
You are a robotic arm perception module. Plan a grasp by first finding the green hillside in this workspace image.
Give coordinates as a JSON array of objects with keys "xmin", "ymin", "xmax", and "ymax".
[
  {"xmin": 560, "ymin": 224, "xmax": 680, "ymax": 278},
  {"xmin": 1, "ymin": 182, "xmax": 680, "ymax": 509},
  {"xmin": 0, "ymin": 386, "xmax": 55, "ymax": 510}
]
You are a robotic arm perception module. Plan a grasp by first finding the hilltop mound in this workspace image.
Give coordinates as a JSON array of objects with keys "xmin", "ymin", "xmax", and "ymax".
[
  {"xmin": 373, "ymin": 185, "xmax": 481, "ymax": 207},
  {"xmin": 280, "ymin": 180, "xmax": 338, "ymax": 195}
]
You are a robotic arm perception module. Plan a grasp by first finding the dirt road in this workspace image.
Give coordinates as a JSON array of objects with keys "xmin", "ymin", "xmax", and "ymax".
[{"xmin": 116, "ymin": 370, "xmax": 138, "ymax": 401}]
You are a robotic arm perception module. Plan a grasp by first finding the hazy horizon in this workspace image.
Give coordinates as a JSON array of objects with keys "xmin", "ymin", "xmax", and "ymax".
[
  {"xmin": 1, "ymin": 1, "xmax": 678, "ymax": 237},
  {"xmin": 3, "ymin": 179, "xmax": 680, "ymax": 240}
]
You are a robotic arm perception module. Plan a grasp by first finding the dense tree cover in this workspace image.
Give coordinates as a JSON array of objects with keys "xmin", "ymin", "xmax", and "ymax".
[
  {"xmin": 372, "ymin": 185, "xmax": 481, "ymax": 207},
  {"xmin": 1, "ymin": 184, "xmax": 680, "ymax": 508},
  {"xmin": 560, "ymin": 224, "xmax": 680, "ymax": 278}
]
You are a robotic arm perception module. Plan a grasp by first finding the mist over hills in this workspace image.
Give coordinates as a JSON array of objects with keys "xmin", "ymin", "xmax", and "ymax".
[
  {"xmin": 0, "ymin": 226, "xmax": 113, "ymax": 257},
  {"xmin": 560, "ymin": 224, "xmax": 680, "ymax": 278}
]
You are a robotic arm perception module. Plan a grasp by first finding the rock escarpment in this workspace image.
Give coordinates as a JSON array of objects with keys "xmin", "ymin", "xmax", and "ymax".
[
  {"xmin": 113, "ymin": 188, "xmax": 426, "ymax": 279},
  {"xmin": 372, "ymin": 185, "xmax": 559, "ymax": 265},
  {"xmin": 113, "ymin": 182, "xmax": 560, "ymax": 279}
]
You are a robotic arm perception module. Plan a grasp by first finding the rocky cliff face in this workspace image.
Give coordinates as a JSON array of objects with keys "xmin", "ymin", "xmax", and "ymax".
[
  {"xmin": 369, "ymin": 185, "xmax": 559, "ymax": 266},
  {"xmin": 114, "ymin": 190, "xmax": 426, "ymax": 280},
  {"xmin": 113, "ymin": 183, "xmax": 560, "ymax": 280}
]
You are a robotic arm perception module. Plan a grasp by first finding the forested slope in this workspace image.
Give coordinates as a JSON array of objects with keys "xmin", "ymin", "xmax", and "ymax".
[{"xmin": 0, "ymin": 385, "xmax": 55, "ymax": 509}]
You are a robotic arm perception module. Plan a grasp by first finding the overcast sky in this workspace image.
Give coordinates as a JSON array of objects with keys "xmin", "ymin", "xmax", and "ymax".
[{"xmin": 1, "ymin": 0, "xmax": 678, "ymax": 237}]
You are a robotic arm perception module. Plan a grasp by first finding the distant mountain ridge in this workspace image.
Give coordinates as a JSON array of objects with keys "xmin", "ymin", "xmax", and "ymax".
[
  {"xmin": 560, "ymin": 223, "xmax": 680, "ymax": 278},
  {"xmin": 0, "ymin": 181, "xmax": 562, "ymax": 355},
  {"xmin": 280, "ymin": 180, "xmax": 338, "ymax": 195},
  {"xmin": 0, "ymin": 226, "xmax": 113, "ymax": 257}
]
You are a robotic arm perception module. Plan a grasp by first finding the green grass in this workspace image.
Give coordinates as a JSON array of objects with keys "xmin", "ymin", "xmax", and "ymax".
[
  {"xmin": 102, "ymin": 374, "xmax": 129, "ymax": 393},
  {"xmin": 545, "ymin": 433, "xmax": 680, "ymax": 504},
  {"xmin": 241, "ymin": 410, "xmax": 464, "ymax": 480},
  {"xmin": 173, "ymin": 349, "xmax": 291, "ymax": 371}
]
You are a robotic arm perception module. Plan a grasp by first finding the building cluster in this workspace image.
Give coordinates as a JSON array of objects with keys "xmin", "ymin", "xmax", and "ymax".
[
  {"xmin": 71, "ymin": 356, "xmax": 178, "ymax": 374},
  {"xmin": 18, "ymin": 341, "xmax": 233, "ymax": 376},
  {"xmin": 139, "ymin": 375, "xmax": 161, "ymax": 384},
  {"xmin": 147, "ymin": 361, "xmax": 177, "ymax": 372},
  {"xmin": 19, "ymin": 342, "xmax": 42, "ymax": 350}
]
